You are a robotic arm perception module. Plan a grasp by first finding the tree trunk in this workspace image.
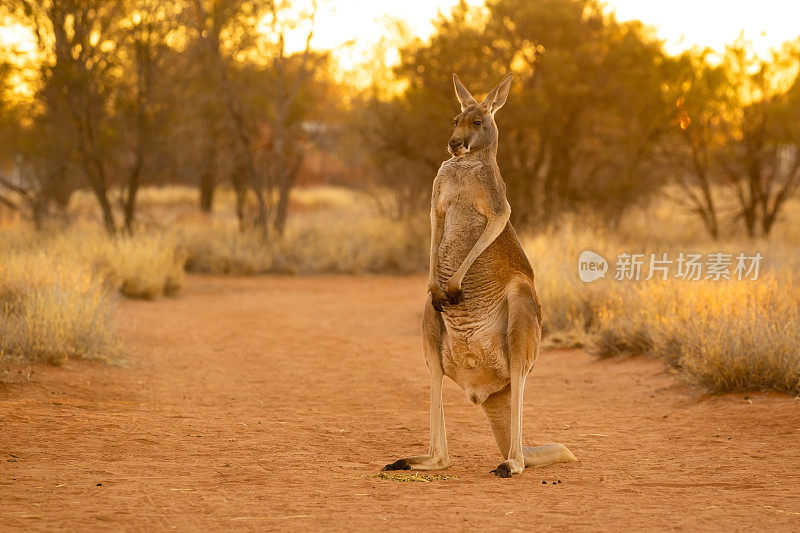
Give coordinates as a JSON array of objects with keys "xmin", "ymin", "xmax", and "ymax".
[
  {"xmin": 31, "ymin": 199, "xmax": 44, "ymax": 231},
  {"xmin": 123, "ymin": 165, "xmax": 141, "ymax": 235},
  {"xmin": 273, "ymin": 152, "xmax": 304, "ymax": 236},
  {"xmin": 199, "ymin": 166, "xmax": 215, "ymax": 213},
  {"xmin": 192, "ymin": 0, "xmax": 260, "ymax": 232},
  {"xmin": 95, "ymin": 187, "xmax": 118, "ymax": 234},
  {"xmin": 233, "ymin": 167, "xmax": 248, "ymax": 232},
  {"xmin": 85, "ymin": 153, "xmax": 117, "ymax": 234},
  {"xmin": 273, "ymin": 186, "xmax": 290, "ymax": 236}
]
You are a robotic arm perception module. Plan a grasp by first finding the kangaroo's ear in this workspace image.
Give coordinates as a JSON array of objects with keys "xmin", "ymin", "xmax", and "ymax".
[
  {"xmin": 482, "ymin": 73, "xmax": 513, "ymax": 114},
  {"xmin": 453, "ymin": 74, "xmax": 477, "ymax": 110}
]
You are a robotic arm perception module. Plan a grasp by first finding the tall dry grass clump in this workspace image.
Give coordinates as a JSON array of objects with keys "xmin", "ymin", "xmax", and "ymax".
[
  {"xmin": 178, "ymin": 211, "xmax": 428, "ymax": 275},
  {"xmin": 0, "ymin": 226, "xmax": 181, "ymax": 368},
  {"xmin": 590, "ymin": 279, "xmax": 800, "ymax": 394},
  {"xmin": 521, "ymin": 207, "xmax": 800, "ymax": 395},
  {"xmin": 0, "ymin": 251, "xmax": 121, "ymax": 365},
  {"xmin": 523, "ymin": 221, "xmax": 618, "ymax": 347},
  {"xmin": 84, "ymin": 232, "xmax": 185, "ymax": 299},
  {"xmin": 1, "ymin": 227, "xmax": 186, "ymax": 300}
]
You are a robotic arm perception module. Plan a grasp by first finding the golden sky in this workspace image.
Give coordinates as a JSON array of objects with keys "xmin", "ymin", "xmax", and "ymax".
[
  {"xmin": 286, "ymin": 0, "xmax": 800, "ymax": 81},
  {"xmin": 2, "ymin": 0, "xmax": 799, "ymax": 80},
  {"xmin": 609, "ymin": 0, "xmax": 800, "ymax": 57}
]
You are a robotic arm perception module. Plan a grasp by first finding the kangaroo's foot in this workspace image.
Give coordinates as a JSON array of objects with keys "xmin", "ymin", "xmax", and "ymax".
[
  {"xmin": 524, "ymin": 443, "xmax": 577, "ymax": 468},
  {"xmin": 491, "ymin": 443, "xmax": 576, "ymax": 477},
  {"xmin": 383, "ymin": 455, "xmax": 450, "ymax": 471},
  {"xmin": 491, "ymin": 457, "xmax": 524, "ymax": 478}
]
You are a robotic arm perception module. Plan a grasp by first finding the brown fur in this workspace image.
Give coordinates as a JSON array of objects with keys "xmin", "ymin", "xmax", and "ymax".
[{"xmin": 383, "ymin": 74, "xmax": 575, "ymax": 477}]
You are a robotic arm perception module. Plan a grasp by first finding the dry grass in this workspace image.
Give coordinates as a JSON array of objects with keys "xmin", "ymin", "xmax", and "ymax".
[
  {"xmin": 366, "ymin": 472, "xmax": 458, "ymax": 482},
  {"xmin": 589, "ymin": 278, "xmax": 800, "ymax": 394},
  {"xmin": 0, "ymin": 227, "xmax": 181, "ymax": 367},
  {"xmin": 524, "ymin": 220, "xmax": 617, "ymax": 348},
  {"xmin": 0, "ymin": 251, "xmax": 121, "ymax": 365},
  {"xmin": 523, "ymin": 205, "xmax": 800, "ymax": 395},
  {"xmin": 0, "ymin": 187, "xmax": 422, "ymax": 367},
  {"xmin": 177, "ymin": 209, "xmax": 427, "ymax": 276},
  {"xmin": 84, "ymin": 232, "xmax": 185, "ymax": 300},
  {"xmin": 2, "ymin": 184, "xmax": 799, "ymax": 393},
  {"xmin": 0, "ymin": 227, "xmax": 186, "ymax": 300}
]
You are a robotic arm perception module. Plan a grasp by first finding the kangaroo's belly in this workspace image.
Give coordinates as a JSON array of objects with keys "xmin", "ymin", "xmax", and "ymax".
[
  {"xmin": 436, "ymin": 207, "xmax": 484, "ymax": 282},
  {"xmin": 441, "ymin": 319, "xmax": 510, "ymax": 405},
  {"xmin": 436, "ymin": 208, "xmax": 510, "ymax": 403},
  {"xmin": 434, "ymin": 205, "xmax": 535, "ymax": 404}
]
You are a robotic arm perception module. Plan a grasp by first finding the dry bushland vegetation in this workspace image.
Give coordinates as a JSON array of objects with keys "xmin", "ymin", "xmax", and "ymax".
[
  {"xmin": 178, "ymin": 212, "xmax": 427, "ymax": 275},
  {"xmin": 0, "ymin": 187, "xmax": 426, "ymax": 367},
  {"xmin": 1, "ymin": 0, "xmax": 799, "ymax": 393},
  {"xmin": 2, "ymin": 186, "xmax": 799, "ymax": 394},
  {"xmin": 0, "ymin": 251, "xmax": 120, "ymax": 365},
  {"xmin": 525, "ymin": 201, "xmax": 800, "ymax": 395},
  {"xmin": 0, "ymin": 225, "xmax": 183, "ymax": 366}
]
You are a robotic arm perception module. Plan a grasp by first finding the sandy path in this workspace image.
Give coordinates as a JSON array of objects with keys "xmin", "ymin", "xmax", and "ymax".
[{"xmin": 1, "ymin": 275, "xmax": 799, "ymax": 531}]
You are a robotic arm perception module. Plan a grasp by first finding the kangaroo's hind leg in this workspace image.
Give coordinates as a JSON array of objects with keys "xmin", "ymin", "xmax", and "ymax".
[
  {"xmin": 483, "ymin": 387, "xmax": 576, "ymax": 476},
  {"xmin": 383, "ymin": 294, "xmax": 450, "ymax": 471},
  {"xmin": 485, "ymin": 283, "xmax": 576, "ymax": 478}
]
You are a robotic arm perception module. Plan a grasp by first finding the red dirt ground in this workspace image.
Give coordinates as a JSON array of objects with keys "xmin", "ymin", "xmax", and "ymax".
[{"xmin": 2, "ymin": 276, "xmax": 799, "ymax": 531}]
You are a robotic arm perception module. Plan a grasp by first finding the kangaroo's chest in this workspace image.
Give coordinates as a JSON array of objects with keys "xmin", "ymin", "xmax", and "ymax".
[
  {"xmin": 431, "ymin": 160, "xmax": 515, "ymax": 402},
  {"xmin": 435, "ymin": 173, "xmax": 488, "ymax": 282}
]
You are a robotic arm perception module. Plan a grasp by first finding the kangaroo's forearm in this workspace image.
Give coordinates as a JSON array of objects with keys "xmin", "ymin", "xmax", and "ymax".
[
  {"xmin": 427, "ymin": 216, "xmax": 444, "ymax": 288},
  {"xmin": 451, "ymin": 214, "xmax": 507, "ymax": 284}
]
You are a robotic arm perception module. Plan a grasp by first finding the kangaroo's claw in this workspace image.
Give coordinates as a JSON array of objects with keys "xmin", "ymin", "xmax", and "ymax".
[
  {"xmin": 383, "ymin": 459, "xmax": 411, "ymax": 471},
  {"xmin": 445, "ymin": 288, "xmax": 463, "ymax": 305},
  {"xmin": 430, "ymin": 287, "xmax": 448, "ymax": 312}
]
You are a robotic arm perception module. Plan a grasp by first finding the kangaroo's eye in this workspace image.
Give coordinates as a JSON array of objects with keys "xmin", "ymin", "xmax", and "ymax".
[
  {"xmin": 473, "ymin": 120, "xmax": 483, "ymax": 126},
  {"xmin": 453, "ymin": 119, "xmax": 458, "ymax": 125}
]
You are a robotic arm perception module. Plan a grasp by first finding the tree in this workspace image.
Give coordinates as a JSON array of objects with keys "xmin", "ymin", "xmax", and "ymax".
[
  {"xmin": 9, "ymin": 0, "xmax": 125, "ymax": 233},
  {"xmin": 187, "ymin": 0, "xmax": 324, "ymax": 237},
  {"xmin": 113, "ymin": 0, "xmax": 181, "ymax": 233},
  {"xmin": 360, "ymin": 0, "xmax": 675, "ymax": 227},
  {"xmin": 262, "ymin": 0, "xmax": 324, "ymax": 235},
  {"xmin": 716, "ymin": 39, "xmax": 800, "ymax": 237},
  {"xmin": 8, "ymin": 0, "xmax": 178, "ymax": 234},
  {"xmin": 660, "ymin": 51, "xmax": 729, "ymax": 239},
  {"xmin": 0, "ymin": 10, "xmax": 79, "ymax": 228}
]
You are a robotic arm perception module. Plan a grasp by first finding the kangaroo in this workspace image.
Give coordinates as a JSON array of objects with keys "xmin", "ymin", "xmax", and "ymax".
[{"xmin": 383, "ymin": 73, "xmax": 576, "ymax": 477}]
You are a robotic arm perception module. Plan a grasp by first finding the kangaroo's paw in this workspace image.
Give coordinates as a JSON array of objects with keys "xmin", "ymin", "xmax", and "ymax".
[
  {"xmin": 431, "ymin": 295, "xmax": 447, "ymax": 312},
  {"xmin": 445, "ymin": 287, "xmax": 463, "ymax": 305}
]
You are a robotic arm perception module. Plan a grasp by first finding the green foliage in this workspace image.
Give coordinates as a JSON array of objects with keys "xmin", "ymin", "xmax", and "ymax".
[{"xmin": 356, "ymin": 0, "xmax": 800, "ymax": 238}]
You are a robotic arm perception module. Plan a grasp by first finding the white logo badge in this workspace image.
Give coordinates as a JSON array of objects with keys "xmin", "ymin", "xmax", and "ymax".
[{"xmin": 578, "ymin": 250, "xmax": 608, "ymax": 283}]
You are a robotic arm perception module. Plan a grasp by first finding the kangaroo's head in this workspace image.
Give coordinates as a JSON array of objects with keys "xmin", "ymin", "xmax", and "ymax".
[{"xmin": 448, "ymin": 73, "xmax": 513, "ymax": 158}]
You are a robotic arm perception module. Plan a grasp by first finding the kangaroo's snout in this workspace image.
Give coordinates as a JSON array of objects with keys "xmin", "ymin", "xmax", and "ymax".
[{"xmin": 448, "ymin": 137, "xmax": 468, "ymax": 156}]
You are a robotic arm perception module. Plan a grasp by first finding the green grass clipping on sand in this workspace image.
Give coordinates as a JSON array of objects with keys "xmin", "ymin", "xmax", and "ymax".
[{"xmin": 366, "ymin": 472, "xmax": 458, "ymax": 483}]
